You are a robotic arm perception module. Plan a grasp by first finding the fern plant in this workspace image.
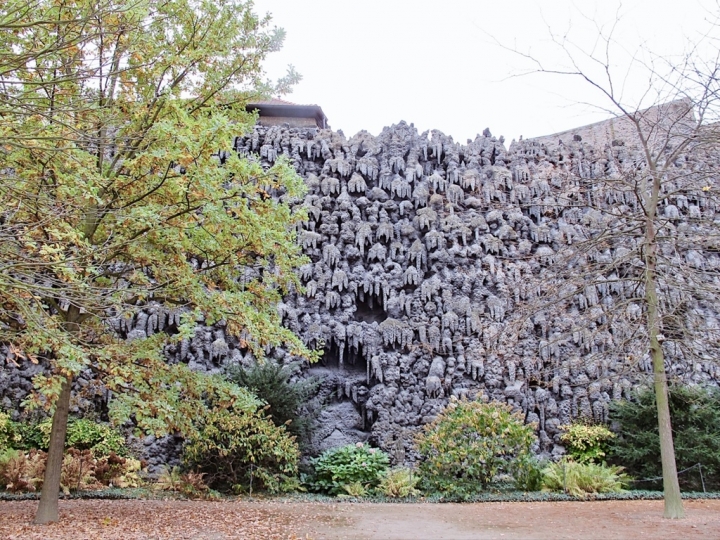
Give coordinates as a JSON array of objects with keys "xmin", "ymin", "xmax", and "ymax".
[
  {"xmin": 377, "ymin": 467, "xmax": 421, "ymax": 498},
  {"xmin": 541, "ymin": 459, "xmax": 630, "ymax": 497}
]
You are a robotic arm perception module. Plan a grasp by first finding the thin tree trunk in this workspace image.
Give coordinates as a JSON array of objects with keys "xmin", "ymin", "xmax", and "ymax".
[
  {"xmin": 644, "ymin": 171, "xmax": 685, "ymax": 519},
  {"xmin": 34, "ymin": 376, "xmax": 72, "ymax": 524},
  {"xmin": 652, "ymin": 348, "xmax": 685, "ymax": 519},
  {"xmin": 647, "ymin": 296, "xmax": 684, "ymax": 518}
]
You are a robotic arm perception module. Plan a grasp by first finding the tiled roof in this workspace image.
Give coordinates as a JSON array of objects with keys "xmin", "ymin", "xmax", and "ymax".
[
  {"xmin": 248, "ymin": 97, "xmax": 323, "ymax": 108},
  {"xmin": 249, "ymin": 97, "xmax": 297, "ymax": 106}
]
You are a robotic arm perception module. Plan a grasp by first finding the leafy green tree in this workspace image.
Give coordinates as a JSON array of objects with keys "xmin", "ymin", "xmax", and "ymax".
[{"xmin": 0, "ymin": 0, "xmax": 312, "ymax": 523}]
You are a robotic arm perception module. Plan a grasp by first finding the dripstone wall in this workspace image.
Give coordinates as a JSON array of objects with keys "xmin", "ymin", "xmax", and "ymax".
[
  {"xmin": 230, "ymin": 120, "xmax": 720, "ymax": 461},
  {"xmin": 2, "ymin": 116, "xmax": 719, "ymax": 466}
]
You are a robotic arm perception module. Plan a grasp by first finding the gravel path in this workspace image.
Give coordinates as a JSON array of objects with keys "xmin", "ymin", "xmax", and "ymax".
[{"xmin": 2, "ymin": 498, "xmax": 720, "ymax": 539}]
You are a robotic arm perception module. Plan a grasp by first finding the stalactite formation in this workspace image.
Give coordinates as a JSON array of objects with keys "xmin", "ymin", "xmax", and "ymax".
[{"xmin": 2, "ymin": 117, "xmax": 719, "ymax": 465}]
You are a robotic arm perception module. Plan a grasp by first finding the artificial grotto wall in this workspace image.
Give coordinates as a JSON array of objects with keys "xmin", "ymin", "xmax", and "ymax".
[
  {"xmin": 2, "ymin": 118, "xmax": 720, "ymax": 466},
  {"xmin": 229, "ymin": 120, "xmax": 720, "ymax": 461}
]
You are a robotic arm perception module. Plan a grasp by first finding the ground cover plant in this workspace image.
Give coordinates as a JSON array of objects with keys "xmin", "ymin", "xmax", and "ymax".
[
  {"xmin": 377, "ymin": 467, "xmax": 421, "ymax": 498},
  {"xmin": 0, "ymin": 448, "xmax": 143, "ymax": 494},
  {"xmin": 154, "ymin": 466, "xmax": 212, "ymax": 499},
  {"xmin": 541, "ymin": 458, "xmax": 630, "ymax": 497},
  {"xmin": 415, "ymin": 396, "xmax": 537, "ymax": 497}
]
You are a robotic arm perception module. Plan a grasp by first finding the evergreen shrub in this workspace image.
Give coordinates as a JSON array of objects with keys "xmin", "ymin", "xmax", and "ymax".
[
  {"xmin": 226, "ymin": 361, "xmax": 319, "ymax": 441},
  {"xmin": 608, "ymin": 384, "xmax": 720, "ymax": 490}
]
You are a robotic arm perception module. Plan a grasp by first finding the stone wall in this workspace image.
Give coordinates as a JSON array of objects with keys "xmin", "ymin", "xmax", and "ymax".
[
  {"xmin": 2, "ymin": 115, "xmax": 719, "ymax": 466},
  {"xmin": 229, "ymin": 120, "xmax": 720, "ymax": 461}
]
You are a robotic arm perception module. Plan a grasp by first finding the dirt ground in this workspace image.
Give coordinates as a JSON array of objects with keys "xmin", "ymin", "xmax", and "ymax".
[{"xmin": 1, "ymin": 498, "xmax": 720, "ymax": 539}]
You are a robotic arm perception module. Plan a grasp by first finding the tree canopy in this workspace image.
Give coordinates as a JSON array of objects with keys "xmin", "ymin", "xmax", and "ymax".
[{"xmin": 0, "ymin": 0, "xmax": 313, "ymax": 522}]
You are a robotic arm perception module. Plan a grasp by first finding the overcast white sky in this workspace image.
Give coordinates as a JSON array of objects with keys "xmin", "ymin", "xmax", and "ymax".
[{"xmin": 253, "ymin": 0, "xmax": 717, "ymax": 143}]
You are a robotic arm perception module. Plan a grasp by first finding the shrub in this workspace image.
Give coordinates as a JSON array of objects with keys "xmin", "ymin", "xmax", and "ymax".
[
  {"xmin": 155, "ymin": 466, "xmax": 184, "ymax": 492},
  {"xmin": 9, "ymin": 417, "xmax": 127, "ymax": 457},
  {"xmin": 94, "ymin": 453, "xmax": 144, "ymax": 488},
  {"xmin": 541, "ymin": 459, "xmax": 630, "ymax": 497},
  {"xmin": 341, "ymin": 481, "xmax": 367, "ymax": 497},
  {"xmin": 0, "ymin": 412, "xmax": 15, "ymax": 451},
  {"xmin": 9, "ymin": 418, "xmax": 47, "ymax": 451},
  {"xmin": 608, "ymin": 384, "xmax": 720, "ymax": 490},
  {"xmin": 377, "ymin": 467, "xmax": 421, "ymax": 498},
  {"xmin": 415, "ymin": 397, "xmax": 537, "ymax": 497},
  {"xmin": 183, "ymin": 407, "xmax": 300, "ymax": 494},
  {"xmin": 60, "ymin": 449, "xmax": 100, "ymax": 494},
  {"xmin": 154, "ymin": 466, "xmax": 211, "ymax": 498},
  {"xmin": 66, "ymin": 419, "xmax": 127, "ymax": 457},
  {"xmin": 226, "ymin": 361, "xmax": 320, "ymax": 441},
  {"xmin": 512, "ymin": 456, "xmax": 546, "ymax": 491},
  {"xmin": 310, "ymin": 443, "xmax": 390, "ymax": 496},
  {"xmin": 560, "ymin": 422, "xmax": 615, "ymax": 464},
  {"xmin": 0, "ymin": 449, "xmax": 46, "ymax": 492}
]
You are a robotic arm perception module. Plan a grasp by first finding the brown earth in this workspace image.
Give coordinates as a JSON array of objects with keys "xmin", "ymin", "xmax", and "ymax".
[{"xmin": 1, "ymin": 498, "xmax": 719, "ymax": 539}]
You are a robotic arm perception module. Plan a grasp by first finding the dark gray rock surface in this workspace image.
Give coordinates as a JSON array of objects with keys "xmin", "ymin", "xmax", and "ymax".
[{"xmin": 2, "ymin": 119, "xmax": 719, "ymax": 466}]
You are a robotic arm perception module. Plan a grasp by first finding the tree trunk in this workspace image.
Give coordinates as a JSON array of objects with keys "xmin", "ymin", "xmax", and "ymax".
[
  {"xmin": 652, "ymin": 354, "xmax": 685, "ymax": 518},
  {"xmin": 34, "ymin": 377, "xmax": 72, "ymax": 524},
  {"xmin": 644, "ymin": 170, "xmax": 685, "ymax": 519}
]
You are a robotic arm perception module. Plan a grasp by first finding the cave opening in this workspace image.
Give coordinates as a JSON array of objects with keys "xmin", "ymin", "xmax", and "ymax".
[
  {"xmin": 320, "ymin": 341, "xmax": 367, "ymax": 374},
  {"xmin": 354, "ymin": 293, "xmax": 387, "ymax": 323}
]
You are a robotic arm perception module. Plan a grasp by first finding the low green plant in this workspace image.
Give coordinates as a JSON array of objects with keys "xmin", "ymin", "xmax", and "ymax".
[
  {"xmin": 8, "ymin": 418, "xmax": 45, "ymax": 451},
  {"xmin": 512, "ymin": 456, "xmax": 546, "ymax": 491},
  {"xmin": 608, "ymin": 384, "xmax": 720, "ymax": 490},
  {"xmin": 310, "ymin": 443, "xmax": 390, "ymax": 496},
  {"xmin": 66, "ymin": 419, "xmax": 127, "ymax": 457},
  {"xmin": 9, "ymin": 417, "xmax": 127, "ymax": 457},
  {"xmin": 0, "ymin": 412, "xmax": 15, "ymax": 451},
  {"xmin": 560, "ymin": 422, "xmax": 614, "ymax": 464},
  {"xmin": 183, "ymin": 407, "xmax": 300, "ymax": 494},
  {"xmin": 415, "ymin": 396, "xmax": 537, "ymax": 497},
  {"xmin": 340, "ymin": 481, "xmax": 367, "ymax": 498},
  {"xmin": 541, "ymin": 458, "xmax": 630, "ymax": 497},
  {"xmin": 377, "ymin": 467, "xmax": 421, "ymax": 498}
]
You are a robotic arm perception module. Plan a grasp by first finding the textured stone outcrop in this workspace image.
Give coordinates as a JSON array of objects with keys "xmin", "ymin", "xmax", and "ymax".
[
  {"xmin": 228, "ymin": 120, "xmax": 720, "ymax": 460},
  {"xmin": 2, "ymin": 115, "xmax": 719, "ymax": 465}
]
